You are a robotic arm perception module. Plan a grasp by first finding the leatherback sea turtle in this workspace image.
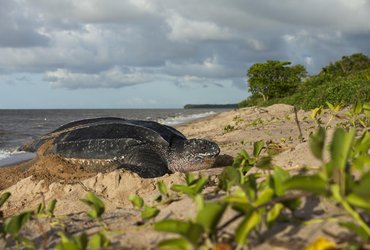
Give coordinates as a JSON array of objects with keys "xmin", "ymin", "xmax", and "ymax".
[{"xmin": 21, "ymin": 117, "xmax": 220, "ymax": 178}]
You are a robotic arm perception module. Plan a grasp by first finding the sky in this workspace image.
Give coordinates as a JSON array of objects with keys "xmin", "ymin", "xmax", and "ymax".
[{"xmin": 0, "ymin": 0, "xmax": 369, "ymax": 109}]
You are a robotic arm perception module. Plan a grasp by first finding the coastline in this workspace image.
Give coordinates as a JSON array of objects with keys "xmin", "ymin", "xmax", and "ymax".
[{"xmin": 0, "ymin": 104, "xmax": 350, "ymax": 249}]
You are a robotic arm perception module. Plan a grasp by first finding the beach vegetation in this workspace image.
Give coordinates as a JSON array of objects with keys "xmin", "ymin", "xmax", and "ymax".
[
  {"xmin": 56, "ymin": 192, "xmax": 111, "ymax": 250},
  {"xmin": 247, "ymin": 60, "xmax": 307, "ymax": 101},
  {"xmin": 240, "ymin": 53, "xmax": 370, "ymax": 110},
  {"xmin": 320, "ymin": 53, "xmax": 370, "ymax": 77},
  {"xmin": 223, "ymin": 124, "xmax": 236, "ymax": 133},
  {"xmin": 232, "ymin": 115, "xmax": 244, "ymax": 125},
  {"xmin": 151, "ymin": 105, "xmax": 368, "ymax": 249}
]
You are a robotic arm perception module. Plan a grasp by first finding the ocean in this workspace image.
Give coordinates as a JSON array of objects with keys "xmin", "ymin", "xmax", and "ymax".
[{"xmin": 0, "ymin": 109, "xmax": 223, "ymax": 166}]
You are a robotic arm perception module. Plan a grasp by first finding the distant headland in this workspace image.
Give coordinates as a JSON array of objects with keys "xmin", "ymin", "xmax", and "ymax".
[{"xmin": 184, "ymin": 104, "xmax": 238, "ymax": 109}]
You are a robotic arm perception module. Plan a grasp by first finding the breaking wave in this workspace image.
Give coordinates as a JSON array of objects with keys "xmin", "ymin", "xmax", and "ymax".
[
  {"xmin": 0, "ymin": 149, "xmax": 35, "ymax": 166},
  {"xmin": 158, "ymin": 111, "xmax": 216, "ymax": 126}
]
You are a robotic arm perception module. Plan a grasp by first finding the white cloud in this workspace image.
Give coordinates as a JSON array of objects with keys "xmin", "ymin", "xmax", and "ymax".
[
  {"xmin": 166, "ymin": 12, "xmax": 233, "ymax": 42},
  {"xmin": 44, "ymin": 67, "xmax": 149, "ymax": 89},
  {"xmin": 164, "ymin": 56, "xmax": 236, "ymax": 78}
]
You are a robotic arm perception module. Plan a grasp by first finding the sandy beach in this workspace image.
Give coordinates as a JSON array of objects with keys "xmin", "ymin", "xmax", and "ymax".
[{"xmin": 0, "ymin": 104, "xmax": 358, "ymax": 249}]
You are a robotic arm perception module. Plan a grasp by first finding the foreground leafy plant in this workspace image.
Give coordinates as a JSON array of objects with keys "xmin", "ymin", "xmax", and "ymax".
[
  {"xmin": 129, "ymin": 173, "xmax": 208, "ymax": 224},
  {"xmin": 3, "ymin": 211, "xmax": 34, "ymax": 249},
  {"xmin": 153, "ymin": 120, "xmax": 369, "ymax": 249},
  {"xmin": 284, "ymin": 127, "xmax": 370, "ymax": 242},
  {"xmin": 80, "ymin": 192, "xmax": 105, "ymax": 222},
  {"xmin": 56, "ymin": 192, "xmax": 111, "ymax": 250},
  {"xmin": 155, "ymin": 200, "xmax": 226, "ymax": 249},
  {"xmin": 0, "ymin": 192, "xmax": 10, "ymax": 225},
  {"xmin": 36, "ymin": 198, "xmax": 57, "ymax": 219},
  {"xmin": 55, "ymin": 231, "xmax": 110, "ymax": 250}
]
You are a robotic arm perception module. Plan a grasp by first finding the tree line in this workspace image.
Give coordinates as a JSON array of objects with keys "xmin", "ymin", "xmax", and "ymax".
[{"xmin": 240, "ymin": 53, "xmax": 370, "ymax": 109}]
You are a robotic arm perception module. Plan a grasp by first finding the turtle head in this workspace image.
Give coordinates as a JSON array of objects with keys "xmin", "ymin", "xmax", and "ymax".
[{"xmin": 168, "ymin": 139, "xmax": 220, "ymax": 172}]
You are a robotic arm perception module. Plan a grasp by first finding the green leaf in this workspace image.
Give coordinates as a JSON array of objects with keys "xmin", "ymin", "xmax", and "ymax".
[
  {"xmin": 56, "ymin": 233, "xmax": 88, "ymax": 250},
  {"xmin": 157, "ymin": 238, "xmax": 191, "ymax": 250},
  {"xmin": 309, "ymin": 127, "xmax": 326, "ymax": 161},
  {"xmin": 235, "ymin": 210, "xmax": 262, "ymax": 245},
  {"xmin": 55, "ymin": 241, "xmax": 81, "ymax": 250},
  {"xmin": 171, "ymin": 176, "xmax": 208, "ymax": 197},
  {"xmin": 36, "ymin": 202, "xmax": 45, "ymax": 214},
  {"xmin": 255, "ymin": 156, "xmax": 272, "ymax": 169},
  {"xmin": 253, "ymin": 140, "xmax": 265, "ymax": 157},
  {"xmin": 154, "ymin": 220, "xmax": 203, "ymax": 245},
  {"xmin": 47, "ymin": 199, "xmax": 57, "ymax": 216},
  {"xmin": 326, "ymin": 101, "xmax": 334, "ymax": 111},
  {"xmin": 282, "ymin": 198, "xmax": 302, "ymax": 211},
  {"xmin": 242, "ymin": 174, "xmax": 258, "ymax": 202},
  {"xmin": 21, "ymin": 236, "xmax": 36, "ymax": 249},
  {"xmin": 191, "ymin": 176, "xmax": 208, "ymax": 195},
  {"xmin": 353, "ymin": 99, "xmax": 363, "ymax": 114},
  {"xmin": 353, "ymin": 155, "xmax": 370, "ymax": 171},
  {"xmin": 185, "ymin": 172, "xmax": 196, "ymax": 185},
  {"xmin": 266, "ymin": 203, "xmax": 284, "ymax": 228},
  {"xmin": 218, "ymin": 166, "xmax": 242, "ymax": 191},
  {"xmin": 4, "ymin": 211, "xmax": 33, "ymax": 237},
  {"xmin": 238, "ymin": 149, "xmax": 250, "ymax": 161},
  {"xmin": 89, "ymin": 231, "xmax": 110, "ymax": 250},
  {"xmin": 76, "ymin": 233, "xmax": 88, "ymax": 250},
  {"xmin": 283, "ymin": 174, "xmax": 328, "ymax": 196},
  {"xmin": 56, "ymin": 231, "xmax": 71, "ymax": 244},
  {"xmin": 353, "ymin": 131, "xmax": 370, "ymax": 157},
  {"xmin": 329, "ymin": 128, "xmax": 355, "ymax": 171},
  {"xmin": 347, "ymin": 171, "xmax": 370, "ymax": 203},
  {"xmin": 310, "ymin": 107, "xmax": 323, "ymax": 120},
  {"xmin": 80, "ymin": 192, "xmax": 105, "ymax": 219},
  {"xmin": 363, "ymin": 102, "xmax": 370, "ymax": 117},
  {"xmin": 171, "ymin": 185, "xmax": 192, "ymax": 194},
  {"xmin": 271, "ymin": 167, "xmax": 290, "ymax": 196},
  {"xmin": 224, "ymin": 190, "xmax": 248, "ymax": 205},
  {"xmin": 157, "ymin": 181, "xmax": 168, "ymax": 197},
  {"xmin": 346, "ymin": 193, "xmax": 370, "ymax": 212},
  {"xmin": 196, "ymin": 202, "xmax": 226, "ymax": 233},
  {"xmin": 236, "ymin": 149, "xmax": 252, "ymax": 166},
  {"xmin": 194, "ymin": 194, "xmax": 204, "ymax": 211},
  {"xmin": 0, "ymin": 192, "xmax": 11, "ymax": 208},
  {"xmin": 253, "ymin": 188, "xmax": 274, "ymax": 207},
  {"xmin": 129, "ymin": 194, "xmax": 144, "ymax": 209},
  {"xmin": 141, "ymin": 205, "xmax": 160, "ymax": 220},
  {"xmin": 329, "ymin": 128, "xmax": 355, "ymax": 195},
  {"xmin": 340, "ymin": 221, "xmax": 369, "ymax": 240},
  {"xmin": 330, "ymin": 184, "xmax": 342, "ymax": 203}
]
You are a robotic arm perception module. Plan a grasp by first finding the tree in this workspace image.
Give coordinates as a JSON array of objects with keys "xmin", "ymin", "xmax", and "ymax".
[
  {"xmin": 320, "ymin": 53, "xmax": 370, "ymax": 77},
  {"xmin": 247, "ymin": 60, "xmax": 307, "ymax": 101}
]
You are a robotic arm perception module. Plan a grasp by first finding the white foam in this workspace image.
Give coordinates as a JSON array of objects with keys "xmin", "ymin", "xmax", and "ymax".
[
  {"xmin": 158, "ymin": 111, "xmax": 216, "ymax": 126},
  {"xmin": 0, "ymin": 149, "xmax": 35, "ymax": 166},
  {"xmin": 0, "ymin": 149, "xmax": 14, "ymax": 160}
]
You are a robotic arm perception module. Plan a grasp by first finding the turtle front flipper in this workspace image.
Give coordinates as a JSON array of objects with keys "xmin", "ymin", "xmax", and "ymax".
[{"xmin": 119, "ymin": 147, "xmax": 170, "ymax": 178}]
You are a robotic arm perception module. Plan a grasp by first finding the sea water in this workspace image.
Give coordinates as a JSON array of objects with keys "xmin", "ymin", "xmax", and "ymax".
[{"xmin": 0, "ymin": 109, "xmax": 223, "ymax": 166}]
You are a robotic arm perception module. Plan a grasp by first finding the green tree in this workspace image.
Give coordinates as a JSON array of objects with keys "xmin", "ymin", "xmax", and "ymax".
[
  {"xmin": 320, "ymin": 53, "xmax": 370, "ymax": 77},
  {"xmin": 247, "ymin": 60, "xmax": 307, "ymax": 101}
]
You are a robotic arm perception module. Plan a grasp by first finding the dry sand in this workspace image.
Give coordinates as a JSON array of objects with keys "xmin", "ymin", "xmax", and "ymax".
[{"xmin": 0, "ymin": 104, "xmax": 359, "ymax": 249}]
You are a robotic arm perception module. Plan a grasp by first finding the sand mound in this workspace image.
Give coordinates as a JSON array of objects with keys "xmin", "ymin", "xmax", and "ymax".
[{"xmin": 3, "ymin": 169, "xmax": 188, "ymax": 216}]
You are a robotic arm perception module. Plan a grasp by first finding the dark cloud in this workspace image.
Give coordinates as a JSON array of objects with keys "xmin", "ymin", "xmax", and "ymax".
[
  {"xmin": 0, "ymin": 0, "xmax": 369, "ymax": 88},
  {"xmin": 0, "ymin": 0, "xmax": 50, "ymax": 48},
  {"xmin": 0, "ymin": 28, "xmax": 49, "ymax": 48}
]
